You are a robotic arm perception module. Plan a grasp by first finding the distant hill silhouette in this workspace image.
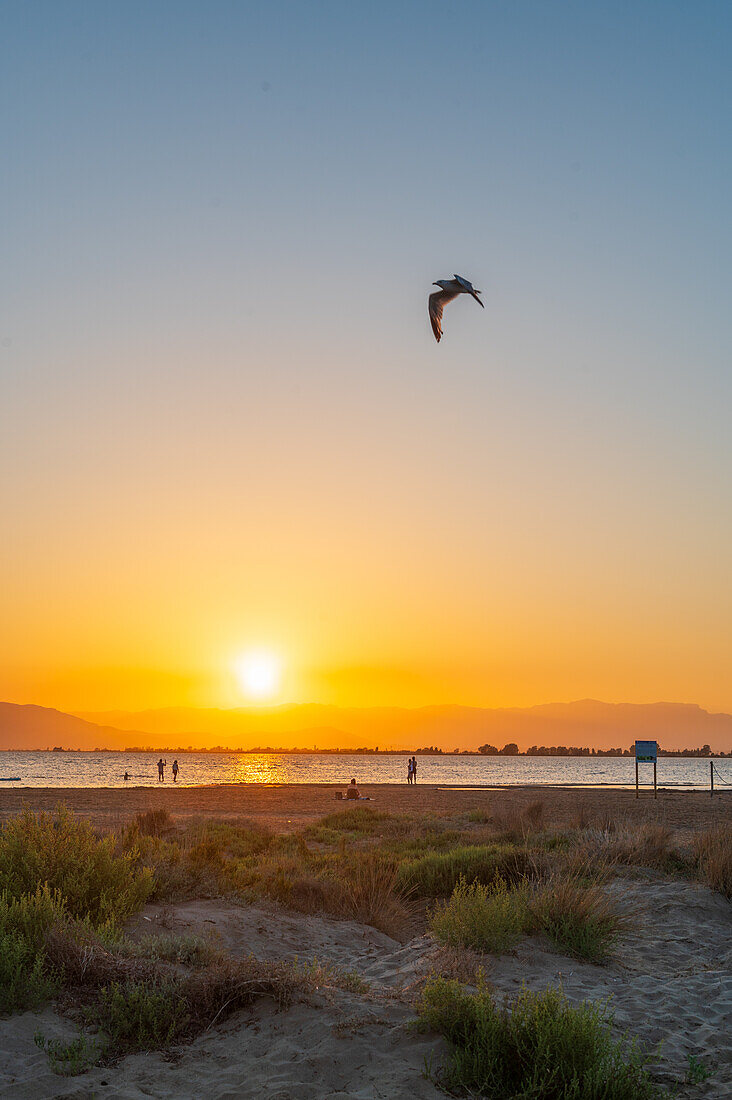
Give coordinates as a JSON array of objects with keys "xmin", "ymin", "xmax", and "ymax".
[
  {"xmin": 0, "ymin": 703, "xmax": 146, "ymax": 751},
  {"xmin": 1, "ymin": 699, "xmax": 730, "ymax": 753},
  {"xmin": 69, "ymin": 699, "xmax": 732, "ymax": 753}
]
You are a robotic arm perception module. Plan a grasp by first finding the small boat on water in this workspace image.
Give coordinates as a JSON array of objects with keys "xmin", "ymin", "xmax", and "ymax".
[{"xmin": 0, "ymin": 777, "xmax": 21, "ymax": 782}]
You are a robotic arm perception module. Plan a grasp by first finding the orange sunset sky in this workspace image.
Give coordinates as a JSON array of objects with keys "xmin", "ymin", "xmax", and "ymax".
[{"xmin": 2, "ymin": 5, "xmax": 730, "ymax": 720}]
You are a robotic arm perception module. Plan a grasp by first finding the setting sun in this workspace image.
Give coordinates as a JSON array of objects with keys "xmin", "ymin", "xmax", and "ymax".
[{"xmin": 233, "ymin": 651, "xmax": 282, "ymax": 702}]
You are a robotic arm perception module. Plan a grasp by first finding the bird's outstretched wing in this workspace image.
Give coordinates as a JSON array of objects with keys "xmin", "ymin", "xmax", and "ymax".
[
  {"xmin": 429, "ymin": 288, "xmax": 459, "ymax": 343},
  {"xmin": 454, "ymin": 273, "xmax": 484, "ymax": 307}
]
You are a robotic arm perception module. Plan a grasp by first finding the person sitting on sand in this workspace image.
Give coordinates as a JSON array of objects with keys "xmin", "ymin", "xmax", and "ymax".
[
  {"xmin": 345, "ymin": 778, "xmax": 360, "ymax": 800},
  {"xmin": 172, "ymin": 759, "xmax": 179, "ymax": 782}
]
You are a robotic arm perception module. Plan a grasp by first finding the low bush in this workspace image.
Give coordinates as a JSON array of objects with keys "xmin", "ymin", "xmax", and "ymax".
[
  {"xmin": 0, "ymin": 886, "xmax": 67, "ymax": 1013},
  {"xmin": 86, "ymin": 977, "xmax": 190, "ymax": 1054},
  {"xmin": 0, "ymin": 809, "xmax": 153, "ymax": 926},
  {"xmin": 429, "ymin": 877, "xmax": 528, "ymax": 954},
  {"xmin": 417, "ymin": 979, "xmax": 663, "ymax": 1099},
  {"xmin": 693, "ymin": 823, "xmax": 732, "ymax": 899},
  {"xmin": 34, "ymin": 1031, "xmax": 105, "ymax": 1076}
]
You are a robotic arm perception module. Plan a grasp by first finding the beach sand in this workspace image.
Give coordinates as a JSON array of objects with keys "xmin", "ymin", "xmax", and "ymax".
[
  {"xmin": 0, "ymin": 782, "xmax": 728, "ymax": 835},
  {"xmin": 0, "ymin": 786, "xmax": 729, "ymax": 1099}
]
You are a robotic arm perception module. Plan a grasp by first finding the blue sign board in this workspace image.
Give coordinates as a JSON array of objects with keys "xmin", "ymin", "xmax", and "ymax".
[{"xmin": 635, "ymin": 740, "xmax": 657, "ymax": 763}]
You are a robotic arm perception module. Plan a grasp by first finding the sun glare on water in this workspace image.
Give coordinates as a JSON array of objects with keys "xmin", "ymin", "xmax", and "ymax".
[{"xmin": 234, "ymin": 650, "xmax": 282, "ymax": 702}]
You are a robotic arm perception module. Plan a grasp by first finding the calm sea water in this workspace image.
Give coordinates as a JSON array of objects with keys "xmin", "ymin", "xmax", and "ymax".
[{"xmin": 0, "ymin": 751, "xmax": 725, "ymax": 790}]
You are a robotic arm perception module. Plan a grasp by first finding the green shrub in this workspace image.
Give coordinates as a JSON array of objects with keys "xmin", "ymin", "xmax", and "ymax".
[
  {"xmin": 531, "ymin": 877, "xmax": 625, "ymax": 963},
  {"xmin": 0, "ymin": 886, "xmax": 67, "ymax": 1013},
  {"xmin": 429, "ymin": 877, "xmax": 529, "ymax": 954},
  {"xmin": 87, "ymin": 978, "xmax": 190, "ymax": 1053},
  {"xmin": 417, "ymin": 979, "xmax": 663, "ymax": 1099},
  {"xmin": 0, "ymin": 809, "xmax": 152, "ymax": 926},
  {"xmin": 34, "ymin": 1031, "xmax": 105, "ymax": 1076},
  {"xmin": 397, "ymin": 844, "xmax": 536, "ymax": 897}
]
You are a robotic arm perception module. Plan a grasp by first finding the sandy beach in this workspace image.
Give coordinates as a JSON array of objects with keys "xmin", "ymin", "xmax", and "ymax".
[{"xmin": 0, "ymin": 782, "xmax": 728, "ymax": 835}]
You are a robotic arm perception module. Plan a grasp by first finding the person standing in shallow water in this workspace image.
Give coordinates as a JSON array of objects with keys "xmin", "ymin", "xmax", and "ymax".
[
  {"xmin": 172, "ymin": 759, "xmax": 179, "ymax": 783},
  {"xmin": 407, "ymin": 757, "xmax": 413, "ymax": 784},
  {"xmin": 411, "ymin": 756, "xmax": 418, "ymax": 783},
  {"xmin": 157, "ymin": 758, "xmax": 166, "ymax": 782}
]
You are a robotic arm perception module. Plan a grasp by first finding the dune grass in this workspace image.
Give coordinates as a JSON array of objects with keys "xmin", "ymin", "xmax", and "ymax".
[
  {"xmin": 530, "ymin": 874, "xmax": 626, "ymax": 963},
  {"xmin": 693, "ymin": 823, "xmax": 732, "ymax": 899},
  {"xmin": 417, "ymin": 979, "xmax": 663, "ymax": 1099},
  {"xmin": 397, "ymin": 844, "xmax": 539, "ymax": 898}
]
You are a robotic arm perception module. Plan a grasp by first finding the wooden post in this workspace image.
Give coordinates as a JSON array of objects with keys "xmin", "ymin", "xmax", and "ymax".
[
  {"xmin": 711, "ymin": 760, "xmax": 714, "ymax": 798},
  {"xmin": 635, "ymin": 757, "xmax": 639, "ymax": 799},
  {"xmin": 653, "ymin": 759, "xmax": 657, "ymax": 799}
]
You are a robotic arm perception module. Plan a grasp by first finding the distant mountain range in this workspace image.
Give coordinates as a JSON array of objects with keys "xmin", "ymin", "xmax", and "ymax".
[{"xmin": 1, "ymin": 699, "xmax": 730, "ymax": 752}]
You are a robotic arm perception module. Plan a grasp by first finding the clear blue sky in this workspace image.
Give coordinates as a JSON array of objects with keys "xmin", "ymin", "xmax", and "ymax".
[{"xmin": 1, "ymin": 2, "xmax": 731, "ymax": 713}]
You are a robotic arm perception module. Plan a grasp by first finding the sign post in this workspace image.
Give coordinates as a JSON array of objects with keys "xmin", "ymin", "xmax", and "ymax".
[{"xmin": 635, "ymin": 741, "xmax": 658, "ymax": 799}]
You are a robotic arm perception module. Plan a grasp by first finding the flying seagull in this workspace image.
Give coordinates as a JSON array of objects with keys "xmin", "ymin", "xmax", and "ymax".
[{"xmin": 428, "ymin": 274, "xmax": 484, "ymax": 343}]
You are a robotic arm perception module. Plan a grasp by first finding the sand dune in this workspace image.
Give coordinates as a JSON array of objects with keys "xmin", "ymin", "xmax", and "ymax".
[{"xmin": 1, "ymin": 872, "xmax": 729, "ymax": 1099}]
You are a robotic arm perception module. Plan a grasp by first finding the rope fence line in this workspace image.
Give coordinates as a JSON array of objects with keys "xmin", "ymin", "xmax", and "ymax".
[{"xmin": 711, "ymin": 763, "xmax": 730, "ymax": 786}]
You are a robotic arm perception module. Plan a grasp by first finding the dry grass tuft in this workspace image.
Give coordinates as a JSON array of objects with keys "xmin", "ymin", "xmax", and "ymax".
[
  {"xmin": 489, "ymin": 799, "xmax": 545, "ymax": 840},
  {"xmin": 571, "ymin": 823, "xmax": 675, "ymax": 872},
  {"xmin": 693, "ymin": 823, "xmax": 732, "ymax": 898},
  {"xmin": 425, "ymin": 944, "xmax": 488, "ymax": 987},
  {"xmin": 132, "ymin": 809, "xmax": 176, "ymax": 838},
  {"xmin": 183, "ymin": 955, "xmax": 296, "ymax": 1029},
  {"xmin": 341, "ymin": 853, "xmax": 415, "ymax": 937},
  {"xmin": 531, "ymin": 873, "xmax": 628, "ymax": 963},
  {"xmin": 523, "ymin": 799, "xmax": 545, "ymax": 830},
  {"xmin": 43, "ymin": 921, "xmax": 157, "ymax": 988}
]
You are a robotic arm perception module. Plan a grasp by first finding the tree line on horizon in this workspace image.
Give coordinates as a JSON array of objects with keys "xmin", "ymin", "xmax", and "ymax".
[
  {"xmin": 477, "ymin": 743, "xmax": 720, "ymax": 757},
  {"xmin": 35, "ymin": 742, "xmax": 728, "ymax": 757}
]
